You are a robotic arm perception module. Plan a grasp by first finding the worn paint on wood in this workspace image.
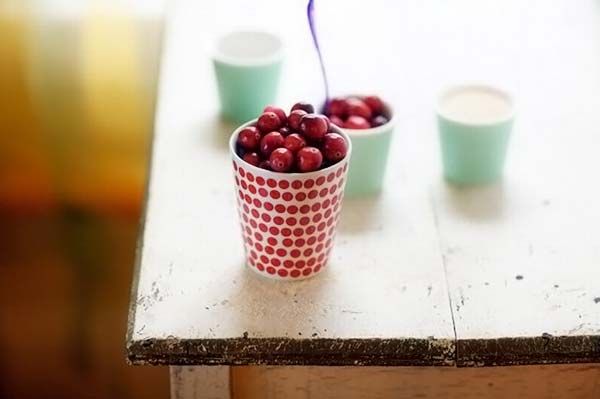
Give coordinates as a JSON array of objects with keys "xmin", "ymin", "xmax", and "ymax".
[{"xmin": 127, "ymin": 0, "xmax": 600, "ymax": 367}]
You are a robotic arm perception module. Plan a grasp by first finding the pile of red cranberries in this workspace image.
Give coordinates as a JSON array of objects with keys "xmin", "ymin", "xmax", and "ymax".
[
  {"xmin": 236, "ymin": 102, "xmax": 349, "ymax": 173},
  {"xmin": 325, "ymin": 95, "xmax": 389, "ymax": 130}
]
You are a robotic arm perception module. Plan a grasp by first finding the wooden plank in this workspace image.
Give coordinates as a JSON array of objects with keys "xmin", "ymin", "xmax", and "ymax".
[
  {"xmin": 232, "ymin": 364, "xmax": 600, "ymax": 399},
  {"xmin": 171, "ymin": 366, "xmax": 231, "ymax": 399},
  {"xmin": 126, "ymin": 0, "xmax": 454, "ymax": 366},
  {"xmin": 431, "ymin": 1, "xmax": 600, "ymax": 365}
]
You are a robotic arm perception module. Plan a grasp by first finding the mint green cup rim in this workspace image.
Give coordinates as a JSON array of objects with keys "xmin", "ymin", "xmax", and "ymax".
[
  {"xmin": 436, "ymin": 84, "xmax": 516, "ymax": 128},
  {"xmin": 212, "ymin": 30, "xmax": 284, "ymax": 67},
  {"xmin": 229, "ymin": 120, "xmax": 352, "ymax": 178}
]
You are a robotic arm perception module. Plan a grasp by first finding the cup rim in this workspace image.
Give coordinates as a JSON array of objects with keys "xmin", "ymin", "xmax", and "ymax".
[
  {"xmin": 230, "ymin": 120, "xmax": 353, "ymax": 178},
  {"xmin": 326, "ymin": 95, "xmax": 396, "ymax": 137},
  {"xmin": 212, "ymin": 30, "xmax": 284, "ymax": 67},
  {"xmin": 436, "ymin": 84, "xmax": 515, "ymax": 127}
]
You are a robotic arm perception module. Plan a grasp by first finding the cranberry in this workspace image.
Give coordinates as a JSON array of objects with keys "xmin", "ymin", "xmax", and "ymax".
[
  {"xmin": 291, "ymin": 101, "xmax": 315, "ymax": 114},
  {"xmin": 296, "ymin": 147, "xmax": 323, "ymax": 172},
  {"xmin": 322, "ymin": 133, "xmax": 347, "ymax": 163},
  {"xmin": 269, "ymin": 148, "xmax": 294, "ymax": 172},
  {"xmin": 300, "ymin": 114, "xmax": 330, "ymax": 141},
  {"xmin": 288, "ymin": 109, "xmax": 307, "ymax": 131},
  {"xmin": 284, "ymin": 133, "xmax": 307, "ymax": 153},
  {"xmin": 326, "ymin": 98, "xmax": 347, "ymax": 117},
  {"xmin": 243, "ymin": 152, "xmax": 260, "ymax": 166},
  {"xmin": 257, "ymin": 111, "xmax": 282, "ymax": 132},
  {"xmin": 259, "ymin": 160, "xmax": 271, "ymax": 170},
  {"xmin": 344, "ymin": 115, "xmax": 371, "ymax": 129},
  {"xmin": 364, "ymin": 95, "xmax": 384, "ymax": 115},
  {"xmin": 237, "ymin": 126, "xmax": 261, "ymax": 150},
  {"xmin": 329, "ymin": 115, "xmax": 344, "ymax": 128},
  {"xmin": 260, "ymin": 131, "xmax": 284, "ymax": 156},
  {"xmin": 371, "ymin": 115, "xmax": 389, "ymax": 127},
  {"xmin": 346, "ymin": 98, "xmax": 372, "ymax": 119},
  {"xmin": 263, "ymin": 105, "xmax": 287, "ymax": 125},
  {"xmin": 279, "ymin": 126, "xmax": 292, "ymax": 136}
]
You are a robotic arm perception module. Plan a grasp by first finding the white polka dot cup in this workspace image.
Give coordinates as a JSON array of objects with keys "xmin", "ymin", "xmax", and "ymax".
[{"xmin": 230, "ymin": 121, "xmax": 352, "ymax": 280}]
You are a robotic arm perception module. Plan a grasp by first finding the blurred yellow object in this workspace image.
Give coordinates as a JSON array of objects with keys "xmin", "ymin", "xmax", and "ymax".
[
  {"xmin": 1, "ymin": 1, "xmax": 164, "ymax": 216},
  {"xmin": 0, "ymin": 2, "xmax": 54, "ymax": 212}
]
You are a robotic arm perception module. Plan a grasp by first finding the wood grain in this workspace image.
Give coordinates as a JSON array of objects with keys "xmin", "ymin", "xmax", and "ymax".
[{"xmin": 232, "ymin": 364, "xmax": 600, "ymax": 399}]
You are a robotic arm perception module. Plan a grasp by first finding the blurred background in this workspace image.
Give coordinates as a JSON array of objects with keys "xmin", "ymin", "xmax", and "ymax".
[{"xmin": 0, "ymin": 0, "xmax": 169, "ymax": 397}]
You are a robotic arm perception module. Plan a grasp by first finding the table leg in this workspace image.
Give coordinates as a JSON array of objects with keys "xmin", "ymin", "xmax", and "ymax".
[{"xmin": 170, "ymin": 366, "xmax": 231, "ymax": 399}]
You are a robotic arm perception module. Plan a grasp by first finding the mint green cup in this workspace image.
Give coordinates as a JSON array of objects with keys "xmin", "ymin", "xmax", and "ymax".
[
  {"xmin": 437, "ymin": 85, "xmax": 515, "ymax": 185},
  {"xmin": 341, "ymin": 101, "xmax": 395, "ymax": 197},
  {"xmin": 212, "ymin": 31, "xmax": 283, "ymax": 124}
]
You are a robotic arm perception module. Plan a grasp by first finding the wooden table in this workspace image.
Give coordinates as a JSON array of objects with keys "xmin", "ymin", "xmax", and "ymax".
[{"xmin": 127, "ymin": 0, "xmax": 600, "ymax": 397}]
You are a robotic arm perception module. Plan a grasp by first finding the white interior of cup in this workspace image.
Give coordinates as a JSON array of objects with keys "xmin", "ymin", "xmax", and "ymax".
[
  {"xmin": 437, "ymin": 84, "xmax": 515, "ymax": 126},
  {"xmin": 214, "ymin": 31, "xmax": 283, "ymax": 66}
]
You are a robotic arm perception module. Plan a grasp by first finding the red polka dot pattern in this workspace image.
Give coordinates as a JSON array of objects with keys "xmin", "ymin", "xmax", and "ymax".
[{"xmin": 232, "ymin": 158, "xmax": 349, "ymax": 280}]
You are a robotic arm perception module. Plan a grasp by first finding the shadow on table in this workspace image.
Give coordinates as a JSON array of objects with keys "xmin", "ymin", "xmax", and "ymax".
[
  {"xmin": 440, "ymin": 179, "xmax": 507, "ymax": 221},
  {"xmin": 194, "ymin": 113, "xmax": 237, "ymax": 151},
  {"xmin": 337, "ymin": 194, "xmax": 385, "ymax": 234},
  {"xmin": 227, "ymin": 262, "xmax": 331, "ymax": 337}
]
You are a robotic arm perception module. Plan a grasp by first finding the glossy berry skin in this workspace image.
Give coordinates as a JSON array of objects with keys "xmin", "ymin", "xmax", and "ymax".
[
  {"xmin": 269, "ymin": 148, "xmax": 294, "ymax": 172},
  {"xmin": 329, "ymin": 115, "xmax": 344, "ymax": 128},
  {"xmin": 346, "ymin": 98, "xmax": 372, "ymax": 119},
  {"xmin": 322, "ymin": 133, "xmax": 347, "ymax": 163},
  {"xmin": 296, "ymin": 147, "xmax": 323, "ymax": 172},
  {"xmin": 288, "ymin": 109, "xmax": 307, "ymax": 131},
  {"xmin": 258, "ymin": 160, "xmax": 271, "ymax": 170},
  {"xmin": 326, "ymin": 98, "xmax": 347, "ymax": 117},
  {"xmin": 260, "ymin": 131, "xmax": 285, "ymax": 156},
  {"xmin": 243, "ymin": 152, "xmax": 260, "ymax": 166},
  {"xmin": 237, "ymin": 126, "xmax": 261, "ymax": 150},
  {"xmin": 279, "ymin": 126, "xmax": 292, "ymax": 136},
  {"xmin": 263, "ymin": 105, "xmax": 287, "ymax": 125},
  {"xmin": 291, "ymin": 101, "xmax": 315, "ymax": 114},
  {"xmin": 371, "ymin": 115, "xmax": 389, "ymax": 127},
  {"xmin": 284, "ymin": 133, "xmax": 307, "ymax": 153},
  {"xmin": 364, "ymin": 95, "xmax": 384, "ymax": 115},
  {"xmin": 344, "ymin": 115, "xmax": 371, "ymax": 129},
  {"xmin": 257, "ymin": 111, "xmax": 282, "ymax": 133},
  {"xmin": 300, "ymin": 114, "xmax": 330, "ymax": 141}
]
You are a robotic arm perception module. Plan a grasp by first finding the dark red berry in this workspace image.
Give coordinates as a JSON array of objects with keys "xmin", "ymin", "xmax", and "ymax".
[
  {"xmin": 291, "ymin": 101, "xmax": 315, "ymax": 114},
  {"xmin": 296, "ymin": 147, "xmax": 323, "ymax": 172},
  {"xmin": 260, "ymin": 131, "xmax": 284, "ymax": 156},
  {"xmin": 371, "ymin": 115, "xmax": 389, "ymax": 127},
  {"xmin": 279, "ymin": 126, "xmax": 292, "ymax": 136},
  {"xmin": 364, "ymin": 95, "xmax": 384, "ymax": 115},
  {"xmin": 329, "ymin": 115, "xmax": 344, "ymax": 128},
  {"xmin": 344, "ymin": 115, "xmax": 371, "ymax": 129},
  {"xmin": 284, "ymin": 133, "xmax": 307, "ymax": 153},
  {"xmin": 243, "ymin": 152, "xmax": 260, "ymax": 166},
  {"xmin": 257, "ymin": 111, "xmax": 282, "ymax": 132},
  {"xmin": 269, "ymin": 148, "xmax": 294, "ymax": 172},
  {"xmin": 322, "ymin": 133, "xmax": 347, "ymax": 163},
  {"xmin": 237, "ymin": 126, "xmax": 261, "ymax": 150},
  {"xmin": 288, "ymin": 109, "xmax": 307, "ymax": 131},
  {"xmin": 263, "ymin": 105, "xmax": 287, "ymax": 125},
  {"xmin": 346, "ymin": 98, "xmax": 372, "ymax": 119},
  {"xmin": 327, "ymin": 98, "xmax": 347, "ymax": 117},
  {"xmin": 259, "ymin": 160, "xmax": 271, "ymax": 170},
  {"xmin": 300, "ymin": 114, "xmax": 330, "ymax": 141}
]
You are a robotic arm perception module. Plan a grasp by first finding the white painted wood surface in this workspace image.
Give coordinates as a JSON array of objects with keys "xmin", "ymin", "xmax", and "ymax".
[{"xmin": 128, "ymin": 0, "xmax": 600, "ymax": 366}]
